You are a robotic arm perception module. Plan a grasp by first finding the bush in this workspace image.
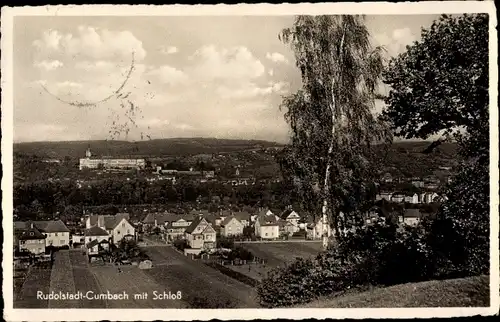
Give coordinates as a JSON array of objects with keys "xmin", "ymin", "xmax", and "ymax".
[
  {"xmin": 257, "ymin": 258, "xmax": 319, "ymax": 307},
  {"xmin": 173, "ymin": 239, "xmax": 189, "ymax": 251},
  {"xmin": 257, "ymin": 220, "xmax": 438, "ymax": 307},
  {"xmin": 217, "ymin": 236, "xmax": 235, "ymax": 249},
  {"xmin": 227, "ymin": 247, "xmax": 254, "ymax": 261}
]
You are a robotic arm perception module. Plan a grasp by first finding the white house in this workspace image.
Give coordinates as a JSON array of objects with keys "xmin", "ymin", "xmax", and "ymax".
[
  {"xmin": 15, "ymin": 220, "xmax": 71, "ymax": 248},
  {"xmin": 233, "ymin": 211, "xmax": 251, "ymax": 227},
  {"xmin": 306, "ymin": 218, "xmax": 332, "ymax": 240},
  {"xmin": 403, "ymin": 209, "xmax": 423, "ymax": 226},
  {"xmin": 376, "ymin": 192, "xmax": 393, "ymax": 201},
  {"xmin": 85, "ymin": 214, "xmax": 135, "ymax": 245},
  {"xmin": 404, "ymin": 193, "xmax": 419, "ymax": 204},
  {"xmin": 391, "ymin": 193, "xmax": 406, "ymax": 203},
  {"xmin": 184, "ymin": 217, "xmax": 217, "ymax": 251},
  {"xmin": 280, "ymin": 209, "xmax": 301, "ymax": 233},
  {"xmin": 220, "ymin": 216, "xmax": 244, "ymax": 237},
  {"xmin": 254, "ymin": 213, "xmax": 279, "ymax": 239},
  {"xmin": 421, "ymin": 192, "xmax": 439, "ymax": 203}
]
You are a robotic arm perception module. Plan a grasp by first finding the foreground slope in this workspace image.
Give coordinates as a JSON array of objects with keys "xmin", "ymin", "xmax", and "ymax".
[{"xmin": 301, "ymin": 275, "xmax": 489, "ymax": 308}]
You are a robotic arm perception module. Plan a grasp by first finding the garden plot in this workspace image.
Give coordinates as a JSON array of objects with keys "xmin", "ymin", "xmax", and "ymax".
[
  {"xmin": 48, "ymin": 251, "xmax": 78, "ymax": 308},
  {"xmin": 14, "ymin": 268, "xmax": 52, "ymax": 308},
  {"xmin": 143, "ymin": 247, "xmax": 258, "ymax": 308}
]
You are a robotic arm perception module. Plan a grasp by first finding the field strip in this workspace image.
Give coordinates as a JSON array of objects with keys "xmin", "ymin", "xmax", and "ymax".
[
  {"xmin": 122, "ymin": 267, "xmax": 186, "ymax": 308},
  {"xmin": 162, "ymin": 247, "xmax": 258, "ymax": 306},
  {"xmin": 68, "ymin": 250, "xmax": 108, "ymax": 308},
  {"xmin": 89, "ymin": 269, "xmax": 109, "ymax": 308},
  {"xmin": 16, "ymin": 268, "xmax": 52, "ymax": 308},
  {"xmin": 48, "ymin": 251, "xmax": 78, "ymax": 308},
  {"xmin": 90, "ymin": 266, "xmax": 138, "ymax": 308}
]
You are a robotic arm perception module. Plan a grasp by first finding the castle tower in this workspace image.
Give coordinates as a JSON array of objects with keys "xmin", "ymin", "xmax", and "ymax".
[{"xmin": 85, "ymin": 146, "xmax": 92, "ymax": 158}]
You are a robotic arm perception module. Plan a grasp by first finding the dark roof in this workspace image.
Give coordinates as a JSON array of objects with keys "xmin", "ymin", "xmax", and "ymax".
[
  {"xmin": 233, "ymin": 211, "xmax": 250, "ymax": 221},
  {"xmin": 404, "ymin": 209, "xmax": 422, "ymax": 218},
  {"xmin": 221, "ymin": 215, "xmax": 242, "ymax": 227},
  {"xmin": 17, "ymin": 224, "xmax": 46, "ymax": 240},
  {"xmin": 14, "ymin": 220, "xmax": 70, "ymax": 233},
  {"xmin": 280, "ymin": 209, "xmax": 293, "ymax": 219},
  {"xmin": 278, "ymin": 219, "xmax": 293, "ymax": 228},
  {"xmin": 218, "ymin": 210, "xmax": 232, "ymax": 217},
  {"xmin": 86, "ymin": 239, "xmax": 99, "ymax": 249},
  {"xmin": 367, "ymin": 206, "xmax": 389, "ymax": 218},
  {"xmin": 84, "ymin": 226, "xmax": 109, "ymax": 237},
  {"xmin": 184, "ymin": 217, "xmax": 204, "ymax": 234},
  {"xmin": 257, "ymin": 213, "xmax": 278, "ymax": 226},
  {"xmin": 142, "ymin": 212, "xmax": 179, "ymax": 225},
  {"xmin": 203, "ymin": 213, "xmax": 218, "ymax": 225},
  {"xmin": 280, "ymin": 209, "xmax": 300, "ymax": 220},
  {"xmin": 189, "ymin": 209, "xmax": 210, "ymax": 216},
  {"xmin": 88, "ymin": 214, "xmax": 131, "ymax": 230}
]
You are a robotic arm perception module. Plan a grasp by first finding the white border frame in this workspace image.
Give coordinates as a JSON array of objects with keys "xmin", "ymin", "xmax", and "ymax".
[{"xmin": 1, "ymin": 2, "xmax": 498, "ymax": 321}]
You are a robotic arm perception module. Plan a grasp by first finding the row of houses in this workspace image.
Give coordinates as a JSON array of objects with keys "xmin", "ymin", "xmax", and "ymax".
[
  {"xmin": 143, "ymin": 207, "xmax": 332, "ymax": 248},
  {"xmin": 376, "ymin": 191, "xmax": 440, "ymax": 204},
  {"xmin": 365, "ymin": 207, "xmax": 434, "ymax": 227},
  {"xmin": 14, "ymin": 213, "xmax": 136, "ymax": 258}
]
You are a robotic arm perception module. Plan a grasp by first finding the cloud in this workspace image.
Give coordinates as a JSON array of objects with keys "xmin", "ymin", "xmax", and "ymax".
[
  {"xmin": 266, "ymin": 52, "xmax": 289, "ymax": 64},
  {"xmin": 55, "ymin": 81, "xmax": 84, "ymax": 89},
  {"xmin": 268, "ymin": 69, "xmax": 274, "ymax": 77},
  {"xmin": 33, "ymin": 30, "xmax": 62, "ymax": 51},
  {"xmin": 32, "ymin": 26, "xmax": 146, "ymax": 61},
  {"xmin": 147, "ymin": 65, "xmax": 188, "ymax": 85},
  {"xmin": 372, "ymin": 27, "xmax": 417, "ymax": 57},
  {"xmin": 188, "ymin": 45, "xmax": 265, "ymax": 81},
  {"xmin": 34, "ymin": 59, "xmax": 64, "ymax": 71},
  {"xmin": 216, "ymin": 81, "xmax": 289, "ymax": 99},
  {"xmin": 74, "ymin": 60, "xmax": 116, "ymax": 71},
  {"xmin": 160, "ymin": 45, "xmax": 179, "ymax": 55}
]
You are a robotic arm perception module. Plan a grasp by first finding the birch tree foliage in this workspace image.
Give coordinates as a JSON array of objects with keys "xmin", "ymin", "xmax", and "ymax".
[{"xmin": 278, "ymin": 15, "xmax": 392, "ymax": 237}]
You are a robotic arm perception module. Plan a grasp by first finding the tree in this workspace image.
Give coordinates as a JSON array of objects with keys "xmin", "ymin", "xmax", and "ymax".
[
  {"xmin": 279, "ymin": 15, "xmax": 392, "ymax": 249},
  {"xmin": 382, "ymin": 14, "xmax": 489, "ymax": 274}
]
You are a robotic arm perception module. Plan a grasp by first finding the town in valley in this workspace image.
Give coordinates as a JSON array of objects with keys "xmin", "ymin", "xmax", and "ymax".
[{"xmin": 8, "ymin": 9, "xmax": 491, "ymax": 311}]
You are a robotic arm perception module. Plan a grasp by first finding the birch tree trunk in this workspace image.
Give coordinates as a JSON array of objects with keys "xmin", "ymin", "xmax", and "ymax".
[{"xmin": 322, "ymin": 23, "xmax": 346, "ymax": 250}]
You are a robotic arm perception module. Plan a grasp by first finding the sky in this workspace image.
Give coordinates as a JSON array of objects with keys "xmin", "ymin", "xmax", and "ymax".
[{"xmin": 13, "ymin": 14, "xmax": 440, "ymax": 143}]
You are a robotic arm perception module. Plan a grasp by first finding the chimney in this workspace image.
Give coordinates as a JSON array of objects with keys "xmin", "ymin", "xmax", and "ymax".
[
  {"xmin": 154, "ymin": 219, "xmax": 158, "ymax": 227},
  {"xmin": 30, "ymin": 222, "xmax": 34, "ymax": 229},
  {"xmin": 97, "ymin": 215, "xmax": 105, "ymax": 228}
]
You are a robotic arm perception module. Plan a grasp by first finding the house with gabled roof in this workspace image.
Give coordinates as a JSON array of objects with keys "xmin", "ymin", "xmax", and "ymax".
[
  {"xmin": 404, "ymin": 192, "xmax": 419, "ymax": 204},
  {"xmin": 85, "ymin": 213, "xmax": 135, "ymax": 245},
  {"xmin": 15, "ymin": 222, "xmax": 46, "ymax": 254},
  {"xmin": 376, "ymin": 192, "xmax": 393, "ymax": 201},
  {"xmin": 165, "ymin": 218, "xmax": 192, "ymax": 242},
  {"xmin": 403, "ymin": 209, "xmax": 423, "ymax": 226},
  {"xmin": 184, "ymin": 217, "xmax": 217, "ymax": 251},
  {"xmin": 220, "ymin": 215, "xmax": 244, "ymax": 237},
  {"xmin": 141, "ymin": 212, "xmax": 179, "ymax": 229},
  {"xmin": 86, "ymin": 238, "xmax": 110, "ymax": 257},
  {"xmin": 14, "ymin": 220, "xmax": 70, "ymax": 248},
  {"xmin": 306, "ymin": 217, "xmax": 332, "ymax": 240},
  {"xmin": 254, "ymin": 212, "xmax": 279, "ymax": 239},
  {"xmin": 278, "ymin": 219, "xmax": 295, "ymax": 236},
  {"xmin": 233, "ymin": 211, "xmax": 251, "ymax": 227},
  {"xmin": 84, "ymin": 226, "xmax": 110, "ymax": 246},
  {"xmin": 280, "ymin": 208, "xmax": 301, "ymax": 233},
  {"xmin": 391, "ymin": 192, "xmax": 406, "ymax": 203}
]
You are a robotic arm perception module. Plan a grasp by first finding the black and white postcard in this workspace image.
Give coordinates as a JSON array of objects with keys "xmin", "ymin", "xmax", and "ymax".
[{"xmin": 1, "ymin": 2, "xmax": 498, "ymax": 321}]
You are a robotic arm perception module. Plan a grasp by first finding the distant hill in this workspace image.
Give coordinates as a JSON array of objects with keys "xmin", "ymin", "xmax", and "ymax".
[{"xmin": 13, "ymin": 138, "xmax": 285, "ymax": 158}]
